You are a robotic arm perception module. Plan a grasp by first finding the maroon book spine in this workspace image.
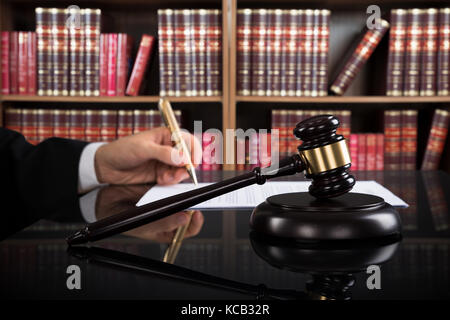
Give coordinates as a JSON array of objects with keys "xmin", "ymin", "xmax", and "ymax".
[
  {"xmin": 144, "ymin": 110, "xmax": 155, "ymax": 130},
  {"xmin": 330, "ymin": 20, "xmax": 389, "ymax": 96},
  {"xmin": 190, "ymin": 10, "xmax": 200, "ymax": 96},
  {"xmin": 1, "ymin": 31, "xmax": 9, "ymax": 94},
  {"xmin": 295, "ymin": 10, "xmax": 305, "ymax": 96},
  {"xmin": 117, "ymin": 110, "xmax": 134, "ymax": 138},
  {"xmin": 310, "ymin": 10, "xmax": 321, "ymax": 97},
  {"xmin": 22, "ymin": 109, "xmax": 38, "ymax": 145},
  {"xmin": 386, "ymin": 9, "xmax": 407, "ymax": 96},
  {"xmin": 4, "ymin": 108, "xmax": 22, "ymax": 132},
  {"xmin": 236, "ymin": 9, "xmax": 252, "ymax": 96},
  {"xmin": 384, "ymin": 110, "xmax": 402, "ymax": 170},
  {"xmin": 251, "ymin": 9, "xmax": 267, "ymax": 96},
  {"xmin": 99, "ymin": 34, "xmax": 108, "ymax": 96},
  {"xmin": 401, "ymin": 110, "xmax": 418, "ymax": 170},
  {"xmin": 420, "ymin": 8, "xmax": 438, "ymax": 96},
  {"xmin": 85, "ymin": 110, "xmax": 101, "ymax": 142},
  {"xmin": 421, "ymin": 109, "xmax": 450, "ymax": 170},
  {"xmin": 18, "ymin": 32, "xmax": 28, "ymax": 95},
  {"xmin": 35, "ymin": 8, "xmax": 52, "ymax": 96},
  {"xmin": 37, "ymin": 109, "xmax": 54, "ymax": 142},
  {"xmin": 173, "ymin": 9, "xmax": 191, "ymax": 96},
  {"xmin": 422, "ymin": 171, "xmax": 449, "ymax": 231},
  {"xmin": 267, "ymin": 9, "xmax": 282, "ymax": 96},
  {"xmin": 133, "ymin": 110, "xmax": 146, "ymax": 134},
  {"xmin": 404, "ymin": 9, "xmax": 423, "ymax": 96},
  {"xmin": 437, "ymin": 8, "xmax": 450, "ymax": 96},
  {"xmin": 158, "ymin": 9, "xmax": 174, "ymax": 97},
  {"xmin": 53, "ymin": 110, "xmax": 70, "ymax": 138},
  {"xmin": 27, "ymin": 32, "xmax": 36, "ymax": 95},
  {"xmin": 51, "ymin": 8, "xmax": 69, "ymax": 96},
  {"xmin": 125, "ymin": 35, "xmax": 155, "ymax": 96},
  {"xmin": 366, "ymin": 134, "xmax": 376, "ymax": 171},
  {"xmin": 302, "ymin": 10, "xmax": 314, "ymax": 96},
  {"xmin": 106, "ymin": 33, "xmax": 118, "ymax": 96},
  {"xmin": 349, "ymin": 134, "xmax": 358, "ymax": 171},
  {"xmin": 9, "ymin": 32, "xmax": 18, "ymax": 94},
  {"xmin": 196, "ymin": 10, "xmax": 207, "ymax": 96},
  {"xmin": 100, "ymin": 110, "xmax": 117, "ymax": 142},
  {"xmin": 69, "ymin": 7, "xmax": 84, "ymax": 96},
  {"xmin": 285, "ymin": 10, "xmax": 298, "ymax": 97},
  {"xmin": 69, "ymin": 110, "xmax": 86, "ymax": 141},
  {"xmin": 206, "ymin": 9, "xmax": 221, "ymax": 96},
  {"xmin": 83, "ymin": 9, "xmax": 101, "ymax": 96},
  {"xmin": 318, "ymin": 10, "xmax": 330, "ymax": 96}
]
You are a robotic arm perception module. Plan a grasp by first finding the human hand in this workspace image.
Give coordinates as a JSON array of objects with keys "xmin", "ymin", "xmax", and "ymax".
[
  {"xmin": 94, "ymin": 127, "xmax": 201, "ymax": 185},
  {"xmin": 95, "ymin": 185, "xmax": 204, "ymax": 243}
]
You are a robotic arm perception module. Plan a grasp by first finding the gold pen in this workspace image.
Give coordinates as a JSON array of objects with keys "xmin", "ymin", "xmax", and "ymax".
[
  {"xmin": 158, "ymin": 98, "xmax": 198, "ymax": 263},
  {"xmin": 158, "ymin": 98, "xmax": 198, "ymax": 185}
]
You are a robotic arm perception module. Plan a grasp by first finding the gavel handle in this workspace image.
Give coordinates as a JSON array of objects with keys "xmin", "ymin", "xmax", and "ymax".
[{"xmin": 68, "ymin": 154, "xmax": 305, "ymax": 244}]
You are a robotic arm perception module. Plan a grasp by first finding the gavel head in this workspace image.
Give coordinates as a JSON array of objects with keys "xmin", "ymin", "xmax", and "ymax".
[{"xmin": 293, "ymin": 114, "xmax": 355, "ymax": 198}]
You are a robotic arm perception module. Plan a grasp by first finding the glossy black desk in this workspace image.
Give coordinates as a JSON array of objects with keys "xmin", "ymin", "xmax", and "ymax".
[{"xmin": 1, "ymin": 171, "xmax": 449, "ymax": 300}]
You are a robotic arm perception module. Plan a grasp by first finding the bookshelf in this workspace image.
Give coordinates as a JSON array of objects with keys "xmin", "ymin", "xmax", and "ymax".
[{"xmin": 1, "ymin": 0, "xmax": 450, "ymax": 172}]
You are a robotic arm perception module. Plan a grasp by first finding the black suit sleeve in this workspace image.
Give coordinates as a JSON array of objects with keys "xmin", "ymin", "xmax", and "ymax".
[{"xmin": 0, "ymin": 128, "xmax": 88, "ymax": 238}]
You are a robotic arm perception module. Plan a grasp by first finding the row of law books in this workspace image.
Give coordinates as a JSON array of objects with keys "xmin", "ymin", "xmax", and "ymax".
[
  {"xmin": 1, "ymin": 32, "xmax": 36, "ymax": 95},
  {"xmin": 349, "ymin": 134, "xmax": 384, "ymax": 171},
  {"xmin": 158, "ymin": 9, "xmax": 222, "ymax": 97},
  {"xmin": 237, "ymin": 9, "xmax": 330, "ymax": 97},
  {"xmin": 4, "ymin": 108, "xmax": 181, "ymax": 144},
  {"xmin": 271, "ymin": 109, "xmax": 351, "ymax": 158},
  {"xmin": 35, "ymin": 7, "xmax": 101, "ymax": 96},
  {"xmin": 386, "ymin": 8, "xmax": 450, "ymax": 97}
]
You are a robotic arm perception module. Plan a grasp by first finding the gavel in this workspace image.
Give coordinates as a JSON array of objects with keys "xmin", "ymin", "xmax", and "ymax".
[{"xmin": 67, "ymin": 115, "xmax": 360, "ymax": 245}]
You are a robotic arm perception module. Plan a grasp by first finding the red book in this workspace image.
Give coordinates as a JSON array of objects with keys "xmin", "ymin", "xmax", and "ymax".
[
  {"xmin": 235, "ymin": 137, "xmax": 246, "ymax": 171},
  {"xmin": 18, "ymin": 32, "xmax": 28, "ymax": 95},
  {"xmin": 27, "ymin": 32, "xmax": 36, "ymax": 95},
  {"xmin": 236, "ymin": 9, "xmax": 252, "ymax": 96},
  {"xmin": 107, "ymin": 33, "xmax": 118, "ymax": 96},
  {"xmin": 279, "ymin": 110, "xmax": 289, "ymax": 158},
  {"xmin": 99, "ymin": 34, "xmax": 108, "ymax": 96},
  {"xmin": 202, "ymin": 132, "xmax": 213, "ymax": 171},
  {"xmin": 1, "ymin": 31, "xmax": 9, "ymax": 94},
  {"xmin": 85, "ymin": 110, "xmax": 101, "ymax": 142},
  {"xmin": 53, "ymin": 110, "xmax": 70, "ymax": 138},
  {"xmin": 357, "ymin": 134, "xmax": 367, "ymax": 171},
  {"xmin": 116, "ymin": 34, "xmax": 133, "ymax": 96},
  {"xmin": 349, "ymin": 134, "xmax": 358, "ymax": 171},
  {"xmin": 251, "ymin": 9, "xmax": 268, "ymax": 96},
  {"xmin": 248, "ymin": 132, "xmax": 259, "ymax": 169},
  {"xmin": 37, "ymin": 109, "xmax": 54, "ymax": 142},
  {"xmin": 117, "ymin": 110, "xmax": 134, "ymax": 138},
  {"xmin": 126, "ymin": 34, "xmax": 155, "ymax": 96},
  {"xmin": 366, "ymin": 134, "xmax": 376, "ymax": 170},
  {"xmin": 9, "ymin": 32, "xmax": 18, "ymax": 94},
  {"xmin": 421, "ymin": 109, "xmax": 450, "ymax": 170},
  {"xmin": 259, "ymin": 132, "xmax": 271, "ymax": 168},
  {"xmin": 375, "ymin": 134, "xmax": 384, "ymax": 171}
]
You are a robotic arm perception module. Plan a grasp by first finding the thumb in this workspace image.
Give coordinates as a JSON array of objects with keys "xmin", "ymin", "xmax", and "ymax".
[{"xmin": 148, "ymin": 143, "xmax": 188, "ymax": 167}]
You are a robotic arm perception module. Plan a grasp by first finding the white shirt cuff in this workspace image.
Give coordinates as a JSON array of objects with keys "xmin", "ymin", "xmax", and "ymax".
[
  {"xmin": 79, "ymin": 188, "xmax": 100, "ymax": 223},
  {"xmin": 78, "ymin": 142, "xmax": 107, "ymax": 194}
]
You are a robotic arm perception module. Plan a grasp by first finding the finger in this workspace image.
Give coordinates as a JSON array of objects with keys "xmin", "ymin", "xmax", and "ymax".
[
  {"xmin": 156, "ymin": 165, "xmax": 189, "ymax": 185},
  {"xmin": 184, "ymin": 211, "xmax": 204, "ymax": 238},
  {"xmin": 180, "ymin": 131, "xmax": 203, "ymax": 167},
  {"xmin": 148, "ymin": 143, "xmax": 188, "ymax": 167}
]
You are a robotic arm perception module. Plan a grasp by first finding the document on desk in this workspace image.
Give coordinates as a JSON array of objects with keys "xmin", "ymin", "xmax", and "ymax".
[{"xmin": 136, "ymin": 180, "xmax": 408, "ymax": 209}]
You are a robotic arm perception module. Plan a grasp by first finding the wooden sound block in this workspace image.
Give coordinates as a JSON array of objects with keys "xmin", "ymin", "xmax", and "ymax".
[{"xmin": 249, "ymin": 192, "xmax": 402, "ymax": 241}]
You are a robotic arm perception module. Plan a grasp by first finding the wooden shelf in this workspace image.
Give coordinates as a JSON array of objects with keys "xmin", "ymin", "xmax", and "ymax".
[
  {"xmin": 236, "ymin": 96, "xmax": 450, "ymax": 104},
  {"xmin": 0, "ymin": 95, "xmax": 223, "ymax": 103}
]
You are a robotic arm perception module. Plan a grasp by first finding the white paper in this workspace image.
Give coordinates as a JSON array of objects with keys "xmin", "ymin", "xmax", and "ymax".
[{"xmin": 136, "ymin": 180, "xmax": 408, "ymax": 209}]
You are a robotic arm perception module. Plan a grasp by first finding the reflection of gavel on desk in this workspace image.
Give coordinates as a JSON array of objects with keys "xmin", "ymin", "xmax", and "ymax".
[{"xmin": 67, "ymin": 115, "xmax": 401, "ymax": 245}]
